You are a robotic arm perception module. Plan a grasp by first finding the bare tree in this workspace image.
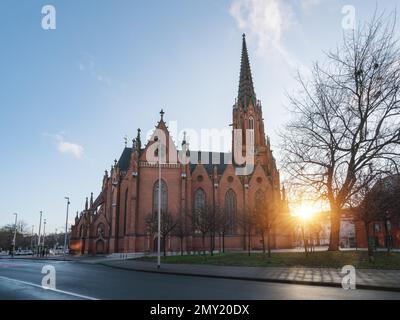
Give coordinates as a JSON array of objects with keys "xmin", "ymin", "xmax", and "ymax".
[
  {"xmin": 0, "ymin": 221, "xmax": 32, "ymax": 252},
  {"xmin": 254, "ymin": 192, "xmax": 280, "ymax": 258},
  {"xmin": 238, "ymin": 208, "xmax": 257, "ymax": 256},
  {"xmin": 281, "ymin": 13, "xmax": 400, "ymax": 251},
  {"xmin": 145, "ymin": 211, "xmax": 177, "ymax": 257},
  {"xmin": 215, "ymin": 207, "xmax": 230, "ymax": 253},
  {"xmin": 173, "ymin": 215, "xmax": 189, "ymax": 256},
  {"xmin": 191, "ymin": 206, "xmax": 214, "ymax": 255}
]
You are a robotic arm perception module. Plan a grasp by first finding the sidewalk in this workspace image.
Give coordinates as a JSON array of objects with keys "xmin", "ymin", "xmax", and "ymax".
[
  {"xmin": 99, "ymin": 259, "xmax": 400, "ymax": 292},
  {"xmin": 0, "ymin": 254, "xmax": 105, "ymax": 263}
]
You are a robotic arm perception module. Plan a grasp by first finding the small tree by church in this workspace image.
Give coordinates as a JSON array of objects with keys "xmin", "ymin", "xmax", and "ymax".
[
  {"xmin": 254, "ymin": 192, "xmax": 280, "ymax": 258},
  {"xmin": 191, "ymin": 205, "xmax": 214, "ymax": 255},
  {"xmin": 173, "ymin": 215, "xmax": 189, "ymax": 256},
  {"xmin": 145, "ymin": 211, "xmax": 177, "ymax": 257},
  {"xmin": 215, "ymin": 207, "xmax": 230, "ymax": 253},
  {"xmin": 238, "ymin": 208, "xmax": 257, "ymax": 256}
]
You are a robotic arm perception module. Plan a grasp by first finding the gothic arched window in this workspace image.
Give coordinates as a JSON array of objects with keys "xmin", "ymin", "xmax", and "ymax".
[
  {"xmin": 153, "ymin": 180, "xmax": 168, "ymax": 213},
  {"xmin": 124, "ymin": 188, "xmax": 129, "ymax": 235},
  {"xmin": 194, "ymin": 188, "xmax": 206, "ymax": 211},
  {"xmin": 248, "ymin": 117, "xmax": 254, "ymax": 130},
  {"xmin": 255, "ymin": 189, "xmax": 264, "ymax": 213},
  {"xmin": 248, "ymin": 117, "xmax": 255, "ymax": 145},
  {"xmin": 97, "ymin": 223, "xmax": 105, "ymax": 238},
  {"xmin": 225, "ymin": 189, "xmax": 237, "ymax": 235}
]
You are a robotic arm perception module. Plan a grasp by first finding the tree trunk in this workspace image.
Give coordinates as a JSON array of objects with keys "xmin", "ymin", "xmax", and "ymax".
[
  {"xmin": 383, "ymin": 219, "xmax": 391, "ymax": 253},
  {"xmin": 222, "ymin": 232, "xmax": 225, "ymax": 253},
  {"xmin": 202, "ymin": 235, "xmax": 205, "ymax": 255},
  {"xmin": 364, "ymin": 221, "xmax": 374, "ymax": 261},
  {"xmin": 163, "ymin": 237, "xmax": 167, "ymax": 257},
  {"xmin": 247, "ymin": 229, "xmax": 251, "ymax": 257},
  {"xmin": 267, "ymin": 230, "xmax": 271, "ymax": 258},
  {"xmin": 301, "ymin": 224, "xmax": 308, "ymax": 256},
  {"xmin": 210, "ymin": 232, "xmax": 214, "ymax": 256},
  {"xmin": 180, "ymin": 237, "xmax": 183, "ymax": 256},
  {"xmin": 261, "ymin": 232, "xmax": 266, "ymax": 255},
  {"xmin": 328, "ymin": 206, "xmax": 341, "ymax": 251}
]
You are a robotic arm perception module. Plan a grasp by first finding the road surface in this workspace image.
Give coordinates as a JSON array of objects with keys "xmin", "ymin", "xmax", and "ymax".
[{"xmin": 0, "ymin": 258, "xmax": 399, "ymax": 300}]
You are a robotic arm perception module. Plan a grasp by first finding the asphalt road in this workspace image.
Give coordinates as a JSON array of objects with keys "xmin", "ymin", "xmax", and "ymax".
[{"xmin": 0, "ymin": 258, "xmax": 399, "ymax": 300}]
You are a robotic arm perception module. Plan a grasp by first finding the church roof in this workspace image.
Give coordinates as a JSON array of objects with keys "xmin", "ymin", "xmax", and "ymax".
[
  {"xmin": 189, "ymin": 151, "xmax": 231, "ymax": 175},
  {"xmin": 237, "ymin": 34, "xmax": 256, "ymax": 109},
  {"xmin": 116, "ymin": 147, "xmax": 231, "ymax": 176},
  {"xmin": 117, "ymin": 147, "xmax": 133, "ymax": 172}
]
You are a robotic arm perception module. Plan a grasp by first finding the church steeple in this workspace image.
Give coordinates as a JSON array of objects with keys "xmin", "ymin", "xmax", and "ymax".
[
  {"xmin": 232, "ymin": 34, "xmax": 268, "ymax": 167},
  {"xmin": 237, "ymin": 34, "xmax": 256, "ymax": 109}
]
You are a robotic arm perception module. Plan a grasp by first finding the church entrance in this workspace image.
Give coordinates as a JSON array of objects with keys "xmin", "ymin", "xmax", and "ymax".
[{"xmin": 96, "ymin": 240, "xmax": 105, "ymax": 254}]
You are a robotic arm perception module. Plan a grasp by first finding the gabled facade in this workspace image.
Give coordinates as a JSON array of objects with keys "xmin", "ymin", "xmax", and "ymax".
[{"xmin": 69, "ymin": 35, "xmax": 294, "ymax": 255}]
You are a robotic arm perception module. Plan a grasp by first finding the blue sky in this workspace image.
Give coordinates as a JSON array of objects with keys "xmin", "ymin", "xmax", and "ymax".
[{"xmin": 0, "ymin": 0, "xmax": 398, "ymax": 233}]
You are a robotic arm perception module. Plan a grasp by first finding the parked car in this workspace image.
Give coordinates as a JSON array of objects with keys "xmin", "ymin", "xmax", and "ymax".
[{"xmin": 15, "ymin": 249, "xmax": 34, "ymax": 256}]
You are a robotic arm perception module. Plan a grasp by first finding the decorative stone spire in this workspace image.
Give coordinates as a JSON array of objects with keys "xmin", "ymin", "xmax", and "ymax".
[
  {"xmin": 237, "ymin": 34, "xmax": 256, "ymax": 109},
  {"xmin": 85, "ymin": 197, "xmax": 88, "ymax": 210},
  {"xmin": 124, "ymin": 135, "xmax": 128, "ymax": 148},
  {"xmin": 182, "ymin": 131, "xmax": 187, "ymax": 146},
  {"xmin": 136, "ymin": 128, "xmax": 141, "ymax": 151},
  {"xmin": 90, "ymin": 192, "xmax": 93, "ymax": 207}
]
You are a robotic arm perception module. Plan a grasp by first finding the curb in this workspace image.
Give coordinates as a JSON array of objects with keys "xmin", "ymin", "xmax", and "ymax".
[
  {"xmin": 99, "ymin": 262, "xmax": 400, "ymax": 293},
  {"xmin": 0, "ymin": 257, "xmax": 77, "ymax": 262}
]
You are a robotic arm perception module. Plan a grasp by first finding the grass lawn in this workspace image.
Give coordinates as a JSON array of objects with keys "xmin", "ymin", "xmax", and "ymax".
[{"xmin": 137, "ymin": 251, "xmax": 400, "ymax": 270}]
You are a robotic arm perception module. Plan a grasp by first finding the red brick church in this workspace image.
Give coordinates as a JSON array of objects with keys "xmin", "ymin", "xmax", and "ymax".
[{"xmin": 70, "ymin": 35, "xmax": 294, "ymax": 255}]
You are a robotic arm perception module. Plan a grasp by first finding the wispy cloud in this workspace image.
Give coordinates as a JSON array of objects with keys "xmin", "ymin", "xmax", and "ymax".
[
  {"xmin": 56, "ymin": 135, "xmax": 84, "ymax": 158},
  {"xmin": 78, "ymin": 52, "xmax": 112, "ymax": 86},
  {"xmin": 299, "ymin": 0, "xmax": 321, "ymax": 10},
  {"xmin": 229, "ymin": 0, "xmax": 321, "ymax": 69},
  {"xmin": 43, "ymin": 133, "xmax": 84, "ymax": 159}
]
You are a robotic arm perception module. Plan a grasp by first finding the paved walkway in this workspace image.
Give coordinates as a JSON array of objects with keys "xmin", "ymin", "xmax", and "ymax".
[{"xmin": 99, "ymin": 259, "xmax": 400, "ymax": 292}]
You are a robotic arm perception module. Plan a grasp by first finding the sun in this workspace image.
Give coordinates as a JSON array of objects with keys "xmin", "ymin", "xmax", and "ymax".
[{"xmin": 293, "ymin": 203, "xmax": 319, "ymax": 221}]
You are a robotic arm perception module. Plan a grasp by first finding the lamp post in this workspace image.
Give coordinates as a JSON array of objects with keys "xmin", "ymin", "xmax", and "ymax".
[
  {"xmin": 42, "ymin": 219, "xmax": 47, "ymax": 256},
  {"xmin": 37, "ymin": 211, "xmax": 42, "ymax": 256},
  {"xmin": 157, "ymin": 139, "xmax": 162, "ymax": 269},
  {"xmin": 64, "ymin": 197, "xmax": 70, "ymax": 258},
  {"xmin": 11, "ymin": 213, "xmax": 18, "ymax": 257}
]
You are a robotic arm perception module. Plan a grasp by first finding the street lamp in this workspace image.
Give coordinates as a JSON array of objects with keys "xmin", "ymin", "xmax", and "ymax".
[
  {"xmin": 11, "ymin": 213, "xmax": 18, "ymax": 257},
  {"xmin": 37, "ymin": 211, "xmax": 42, "ymax": 256},
  {"xmin": 42, "ymin": 219, "xmax": 47, "ymax": 253},
  {"xmin": 157, "ymin": 138, "xmax": 162, "ymax": 269},
  {"xmin": 64, "ymin": 197, "xmax": 70, "ymax": 258}
]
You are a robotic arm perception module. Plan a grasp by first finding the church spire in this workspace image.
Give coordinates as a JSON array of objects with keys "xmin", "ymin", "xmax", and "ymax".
[{"xmin": 237, "ymin": 34, "xmax": 256, "ymax": 109}]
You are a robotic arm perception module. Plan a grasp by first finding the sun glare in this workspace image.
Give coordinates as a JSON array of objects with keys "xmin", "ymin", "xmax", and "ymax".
[{"xmin": 293, "ymin": 203, "xmax": 319, "ymax": 221}]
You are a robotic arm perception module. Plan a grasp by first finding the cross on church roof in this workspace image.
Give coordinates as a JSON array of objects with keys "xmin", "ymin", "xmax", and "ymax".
[{"xmin": 160, "ymin": 109, "xmax": 165, "ymax": 120}]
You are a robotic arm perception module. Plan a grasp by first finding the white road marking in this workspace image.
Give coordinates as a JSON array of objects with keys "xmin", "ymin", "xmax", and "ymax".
[{"xmin": 0, "ymin": 275, "xmax": 99, "ymax": 300}]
